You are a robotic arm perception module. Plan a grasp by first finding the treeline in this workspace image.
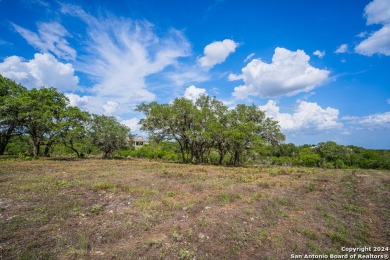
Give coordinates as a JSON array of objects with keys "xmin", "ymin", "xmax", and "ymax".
[
  {"xmin": 0, "ymin": 75, "xmax": 131, "ymax": 158},
  {"xmin": 117, "ymin": 140, "xmax": 390, "ymax": 170},
  {"xmin": 1, "ymin": 75, "xmax": 389, "ymax": 169}
]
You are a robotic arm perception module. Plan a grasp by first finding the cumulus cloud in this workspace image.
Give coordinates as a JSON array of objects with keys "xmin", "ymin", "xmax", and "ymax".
[
  {"xmin": 313, "ymin": 50, "xmax": 325, "ymax": 58},
  {"xmin": 355, "ymin": 0, "xmax": 390, "ymax": 56},
  {"xmin": 334, "ymin": 44, "xmax": 348, "ymax": 53},
  {"xmin": 259, "ymin": 100, "xmax": 341, "ymax": 132},
  {"xmin": 60, "ymin": 4, "xmax": 191, "ymax": 115},
  {"xmin": 121, "ymin": 118, "xmax": 141, "ymax": 133},
  {"xmin": 230, "ymin": 47, "xmax": 330, "ymax": 99},
  {"xmin": 364, "ymin": 0, "xmax": 390, "ymax": 25},
  {"xmin": 183, "ymin": 85, "xmax": 207, "ymax": 101},
  {"xmin": 12, "ymin": 22, "xmax": 76, "ymax": 60},
  {"xmin": 198, "ymin": 39, "xmax": 238, "ymax": 69},
  {"xmin": 0, "ymin": 53, "xmax": 79, "ymax": 91},
  {"xmin": 355, "ymin": 24, "xmax": 390, "ymax": 56},
  {"xmin": 102, "ymin": 101, "xmax": 120, "ymax": 115},
  {"xmin": 65, "ymin": 93, "xmax": 89, "ymax": 107}
]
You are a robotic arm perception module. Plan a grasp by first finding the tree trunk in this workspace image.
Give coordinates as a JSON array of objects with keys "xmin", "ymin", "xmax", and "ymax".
[
  {"xmin": 43, "ymin": 141, "xmax": 52, "ymax": 157},
  {"xmin": 0, "ymin": 125, "xmax": 15, "ymax": 155},
  {"xmin": 32, "ymin": 140, "xmax": 40, "ymax": 157}
]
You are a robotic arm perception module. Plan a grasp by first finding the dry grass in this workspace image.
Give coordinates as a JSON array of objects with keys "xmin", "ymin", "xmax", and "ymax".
[{"xmin": 0, "ymin": 158, "xmax": 389, "ymax": 259}]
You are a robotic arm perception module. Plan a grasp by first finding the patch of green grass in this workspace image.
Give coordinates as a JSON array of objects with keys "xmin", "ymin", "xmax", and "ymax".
[
  {"xmin": 344, "ymin": 203, "xmax": 365, "ymax": 213},
  {"xmin": 304, "ymin": 182, "xmax": 317, "ymax": 192},
  {"xmin": 91, "ymin": 181, "xmax": 117, "ymax": 191},
  {"xmin": 328, "ymin": 231, "xmax": 348, "ymax": 244},
  {"xmin": 257, "ymin": 229, "xmax": 269, "ymax": 240},
  {"xmin": 171, "ymin": 230, "xmax": 183, "ymax": 242},
  {"xmin": 90, "ymin": 204, "xmax": 103, "ymax": 214},
  {"xmin": 300, "ymin": 228, "xmax": 318, "ymax": 240},
  {"xmin": 257, "ymin": 181, "xmax": 271, "ymax": 188},
  {"xmin": 218, "ymin": 192, "xmax": 241, "ymax": 206},
  {"xmin": 144, "ymin": 239, "xmax": 163, "ymax": 249},
  {"xmin": 178, "ymin": 247, "xmax": 196, "ymax": 260}
]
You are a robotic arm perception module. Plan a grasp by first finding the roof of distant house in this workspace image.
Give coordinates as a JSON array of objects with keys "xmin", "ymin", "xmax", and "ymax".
[{"xmin": 133, "ymin": 137, "xmax": 148, "ymax": 142}]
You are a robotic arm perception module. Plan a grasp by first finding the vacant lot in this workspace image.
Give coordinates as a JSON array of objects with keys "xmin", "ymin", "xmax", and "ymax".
[{"xmin": 0, "ymin": 159, "xmax": 389, "ymax": 259}]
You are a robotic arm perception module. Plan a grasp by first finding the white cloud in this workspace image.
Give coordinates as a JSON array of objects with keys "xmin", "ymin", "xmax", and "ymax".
[
  {"xmin": 364, "ymin": 0, "xmax": 390, "ymax": 25},
  {"xmin": 65, "ymin": 93, "xmax": 89, "ymax": 107},
  {"xmin": 230, "ymin": 47, "xmax": 329, "ymax": 99},
  {"xmin": 198, "ymin": 39, "xmax": 238, "ymax": 69},
  {"xmin": 102, "ymin": 101, "xmax": 120, "ymax": 115},
  {"xmin": 121, "ymin": 118, "xmax": 141, "ymax": 133},
  {"xmin": 0, "ymin": 53, "xmax": 79, "ymax": 91},
  {"xmin": 334, "ymin": 44, "xmax": 348, "ymax": 53},
  {"xmin": 356, "ymin": 31, "xmax": 367, "ymax": 38},
  {"xmin": 387, "ymin": 98, "xmax": 390, "ymax": 104},
  {"xmin": 12, "ymin": 22, "xmax": 76, "ymax": 60},
  {"xmin": 355, "ymin": 0, "xmax": 390, "ymax": 56},
  {"xmin": 355, "ymin": 24, "xmax": 390, "ymax": 56},
  {"xmin": 259, "ymin": 100, "xmax": 341, "ymax": 132},
  {"xmin": 357, "ymin": 112, "xmax": 390, "ymax": 129},
  {"xmin": 313, "ymin": 50, "xmax": 325, "ymax": 58},
  {"xmin": 244, "ymin": 53, "xmax": 255, "ymax": 62},
  {"xmin": 183, "ymin": 85, "xmax": 207, "ymax": 101},
  {"xmin": 61, "ymin": 5, "xmax": 191, "ymax": 115}
]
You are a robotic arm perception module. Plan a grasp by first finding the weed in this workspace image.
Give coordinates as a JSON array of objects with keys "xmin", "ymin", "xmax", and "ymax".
[
  {"xmin": 344, "ymin": 203, "xmax": 365, "ymax": 213},
  {"xmin": 90, "ymin": 204, "xmax": 103, "ymax": 214},
  {"xmin": 257, "ymin": 181, "xmax": 270, "ymax": 188},
  {"xmin": 178, "ymin": 247, "xmax": 196, "ymax": 260},
  {"xmin": 328, "ymin": 231, "xmax": 348, "ymax": 244},
  {"xmin": 92, "ymin": 181, "xmax": 117, "ymax": 191},
  {"xmin": 172, "ymin": 230, "xmax": 183, "ymax": 242},
  {"xmin": 145, "ymin": 239, "xmax": 163, "ymax": 249},
  {"xmin": 257, "ymin": 229, "xmax": 269, "ymax": 239},
  {"xmin": 300, "ymin": 228, "xmax": 318, "ymax": 240},
  {"xmin": 304, "ymin": 182, "xmax": 317, "ymax": 192}
]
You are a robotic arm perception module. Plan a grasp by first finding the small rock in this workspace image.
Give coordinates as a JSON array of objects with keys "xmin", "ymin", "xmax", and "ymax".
[{"xmin": 198, "ymin": 233, "xmax": 205, "ymax": 239}]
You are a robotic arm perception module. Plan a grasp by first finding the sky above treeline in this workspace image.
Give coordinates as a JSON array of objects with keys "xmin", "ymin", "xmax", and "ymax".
[{"xmin": 0, "ymin": 0, "xmax": 389, "ymax": 149}]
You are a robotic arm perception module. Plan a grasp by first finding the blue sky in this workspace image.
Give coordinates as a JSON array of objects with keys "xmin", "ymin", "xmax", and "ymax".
[{"xmin": 0, "ymin": 0, "xmax": 389, "ymax": 149}]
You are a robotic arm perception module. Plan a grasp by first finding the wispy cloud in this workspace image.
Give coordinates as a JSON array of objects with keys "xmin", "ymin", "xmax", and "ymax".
[
  {"xmin": 59, "ymin": 4, "xmax": 191, "ymax": 115},
  {"xmin": 334, "ymin": 44, "xmax": 348, "ymax": 54},
  {"xmin": 244, "ymin": 53, "xmax": 255, "ymax": 62},
  {"xmin": 12, "ymin": 22, "xmax": 76, "ymax": 60}
]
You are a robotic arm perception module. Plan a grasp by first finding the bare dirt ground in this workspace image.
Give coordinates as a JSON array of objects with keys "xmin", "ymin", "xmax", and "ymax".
[{"xmin": 0, "ymin": 158, "xmax": 389, "ymax": 259}]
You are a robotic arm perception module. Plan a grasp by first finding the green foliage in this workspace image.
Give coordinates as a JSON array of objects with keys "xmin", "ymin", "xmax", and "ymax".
[
  {"xmin": 0, "ymin": 75, "xmax": 27, "ymax": 155},
  {"xmin": 59, "ymin": 106, "xmax": 93, "ymax": 158},
  {"xmin": 16, "ymin": 87, "xmax": 69, "ymax": 157},
  {"xmin": 136, "ymin": 95, "xmax": 284, "ymax": 165},
  {"xmin": 90, "ymin": 115, "xmax": 131, "ymax": 158},
  {"xmin": 0, "ymin": 74, "xmax": 389, "ymax": 170}
]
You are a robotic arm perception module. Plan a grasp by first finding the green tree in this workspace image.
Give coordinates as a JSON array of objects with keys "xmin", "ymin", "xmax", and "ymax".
[
  {"xmin": 59, "ymin": 106, "xmax": 92, "ymax": 158},
  {"xmin": 16, "ymin": 87, "xmax": 68, "ymax": 157},
  {"xmin": 0, "ymin": 75, "xmax": 26, "ymax": 155},
  {"xmin": 90, "ymin": 115, "xmax": 131, "ymax": 158},
  {"xmin": 137, "ymin": 98, "xmax": 197, "ymax": 163}
]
